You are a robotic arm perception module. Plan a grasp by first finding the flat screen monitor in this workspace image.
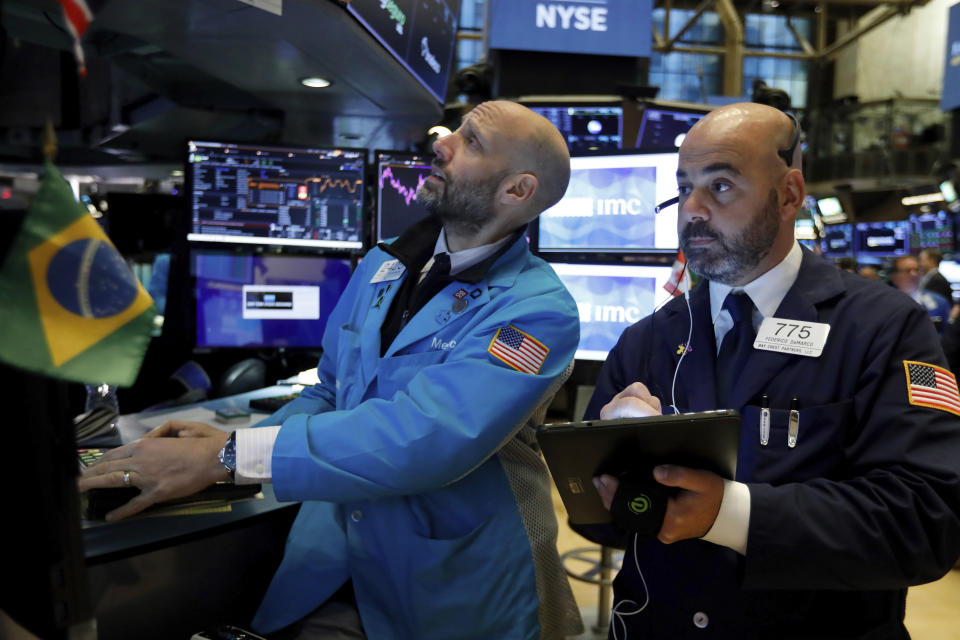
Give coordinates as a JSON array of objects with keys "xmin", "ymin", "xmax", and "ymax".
[
  {"xmin": 635, "ymin": 106, "xmax": 706, "ymax": 150},
  {"xmin": 910, "ymin": 210, "xmax": 954, "ymax": 254},
  {"xmin": 105, "ymin": 193, "xmax": 187, "ymax": 255},
  {"xmin": 936, "ymin": 260, "xmax": 960, "ymax": 301},
  {"xmin": 794, "ymin": 218, "xmax": 818, "ymax": 241},
  {"xmin": 192, "ymin": 251, "xmax": 353, "ymax": 349},
  {"xmin": 525, "ymin": 103, "xmax": 623, "ymax": 153},
  {"xmin": 941, "ymin": 180, "xmax": 958, "ymax": 204},
  {"xmin": 376, "ymin": 151, "xmax": 434, "ymax": 243},
  {"xmin": 821, "ymin": 224, "xmax": 853, "ymax": 257},
  {"xmin": 855, "ymin": 220, "xmax": 910, "ymax": 256},
  {"xmin": 345, "ymin": 0, "xmax": 460, "ymax": 102},
  {"xmin": 548, "ymin": 262, "xmax": 674, "ymax": 361},
  {"xmin": 817, "ymin": 196, "xmax": 844, "ymax": 216},
  {"xmin": 187, "ymin": 141, "xmax": 365, "ymax": 250},
  {"xmin": 533, "ymin": 151, "xmax": 679, "ymax": 259}
]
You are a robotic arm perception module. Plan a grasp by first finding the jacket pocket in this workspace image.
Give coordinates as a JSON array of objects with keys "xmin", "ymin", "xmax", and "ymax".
[{"xmin": 739, "ymin": 399, "xmax": 854, "ymax": 483}]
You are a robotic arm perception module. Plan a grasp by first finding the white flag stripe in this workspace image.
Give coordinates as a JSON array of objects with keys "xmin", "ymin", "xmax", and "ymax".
[{"xmin": 911, "ymin": 390, "xmax": 960, "ymax": 411}]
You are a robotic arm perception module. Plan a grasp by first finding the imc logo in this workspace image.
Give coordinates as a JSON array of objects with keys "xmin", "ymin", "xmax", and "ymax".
[
  {"xmin": 629, "ymin": 494, "xmax": 651, "ymax": 515},
  {"xmin": 535, "ymin": 2, "xmax": 608, "ymax": 32},
  {"xmin": 576, "ymin": 302, "xmax": 645, "ymax": 324}
]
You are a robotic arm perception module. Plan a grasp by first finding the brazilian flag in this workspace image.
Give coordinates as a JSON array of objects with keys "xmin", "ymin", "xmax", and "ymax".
[{"xmin": 0, "ymin": 160, "xmax": 155, "ymax": 386}]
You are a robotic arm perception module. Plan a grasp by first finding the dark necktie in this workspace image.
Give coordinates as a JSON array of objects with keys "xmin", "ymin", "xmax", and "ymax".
[
  {"xmin": 407, "ymin": 252, "xmax": 451, "ymax": 319},
  {"xmin": 716, "ymin": 292, "xmax": 756, "ymax": 406}
]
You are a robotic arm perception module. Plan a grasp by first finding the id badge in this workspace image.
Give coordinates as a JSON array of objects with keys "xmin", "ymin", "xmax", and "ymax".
[
  {"xmin": 753, "ymin": 317, "xmax": 830, "ymax": 357},
  {"xmin": 370, "ymin": 259, "xmax": 406, "ymax": 284}
]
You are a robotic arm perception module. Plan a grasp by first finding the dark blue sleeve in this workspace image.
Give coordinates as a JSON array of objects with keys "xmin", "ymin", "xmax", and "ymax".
[{"xmin": 584, "ymin": 320, "xmax": 651, "ymax": 420}]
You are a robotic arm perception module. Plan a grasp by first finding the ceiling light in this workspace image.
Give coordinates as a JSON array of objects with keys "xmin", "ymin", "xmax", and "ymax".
[
  {"xmin": 901, "ymin": 192, "xmax": 944, "ymax": 206},
  {"xmin": 300, "ymin": 76, "xmax": 332, "ymax": 88},
  {"xmin": 428, "ymin": 125, "xmax": 452, "ymax": 138}
]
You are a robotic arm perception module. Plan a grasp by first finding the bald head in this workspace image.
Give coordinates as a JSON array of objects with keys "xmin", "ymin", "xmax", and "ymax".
[
  {"xmin": 470, "ymin": 101, "xmax": 571, "ymax": 218},
  {"xmin": 683, "ymin": 102, "xmax": 800, "ymax": 175}
]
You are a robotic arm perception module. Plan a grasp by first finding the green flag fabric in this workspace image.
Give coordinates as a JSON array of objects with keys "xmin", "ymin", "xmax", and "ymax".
[{"xmin": 0, "ymin": 160, "xmax": 155, "ymax": 386}]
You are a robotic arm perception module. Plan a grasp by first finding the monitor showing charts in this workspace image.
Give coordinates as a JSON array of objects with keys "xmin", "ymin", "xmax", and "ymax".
[
  {"xmin": 821, "ymin": 224, "xmax": 853, "ymax": 257},
  {"xmin": 187, "ymin": 140, "xmax": 365, "ymax": 250},
  {"xmin": 548, "ymin": 263, "xmax": 674, "ymax": 361},
  {"xmin": 376, "ymin": 151, "xmax": 434, "ymax": 243},
  {"xmin": 192, "ymin": 251, "xmax": 353, "ymax": 349},
  {"xmin": 525, "ymin": 103, "xmax": 623, "ymax": 153},
  {"xmin": 635, "ymin": 106, "xmax": 706, "ymax": 150},
  {"xmin": 855, "ymin": 220, "xmax": 910, "ymax": 256},
  {"xmin": 533, "ymin": 151, "xmax": 679, "ymax": 259},
  {"xmin": 910, "ymin": 210, "xmax": 954, "ymax": 254}
]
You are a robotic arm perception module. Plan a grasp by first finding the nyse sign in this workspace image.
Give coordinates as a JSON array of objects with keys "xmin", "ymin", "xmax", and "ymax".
[
  {"xmin": 489, "ymin": 0, "xmax": 651, "ymax": 57},
  {"xmin": 535, "ymin": 3, "xmax": 607, "ymax": 32}
]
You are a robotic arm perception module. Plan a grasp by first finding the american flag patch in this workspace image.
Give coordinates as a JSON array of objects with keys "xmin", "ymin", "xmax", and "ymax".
[
  {"xmin": 488, "ymin": 325, "xmax": 549, "ymax": 375},
  {"xmin": 904, "ymin": 360, "xmax": 960, "ymax": 417}
]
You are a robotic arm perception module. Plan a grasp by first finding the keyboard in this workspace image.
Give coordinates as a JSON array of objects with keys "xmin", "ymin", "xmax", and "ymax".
[
  {"xmin": 84, "ymin": 482, "xmax": 262, "ymax": 520},
  {"xmin": 248, "ymin": 393, "xmax": 300, "ymax": 413}
]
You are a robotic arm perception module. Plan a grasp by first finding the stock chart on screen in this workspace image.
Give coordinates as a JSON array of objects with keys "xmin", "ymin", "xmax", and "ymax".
[
  {"xmin": 187, "ymin": 141, "xmax": 365, "ymax": 250},
  {"xmin": 376, "ymin": 151, "xmax": 434, "ymax": 242}
]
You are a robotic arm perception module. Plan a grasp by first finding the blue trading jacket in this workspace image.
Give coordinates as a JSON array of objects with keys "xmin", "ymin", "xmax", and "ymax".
[{"xmin": 249, "ymin": 232, "xmax": 579, "ymax": 639}]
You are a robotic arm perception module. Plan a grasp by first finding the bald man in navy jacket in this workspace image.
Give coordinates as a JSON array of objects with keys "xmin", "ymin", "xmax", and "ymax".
[{"xmin": 588, "ymin": 103, "xmax": 960, "ymax": 639}]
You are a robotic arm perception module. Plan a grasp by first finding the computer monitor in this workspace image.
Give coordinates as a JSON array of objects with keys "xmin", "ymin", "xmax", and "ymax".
[
  {"xmin": 794, "ymin": 218, "xmax": 818, "ymax": 241},
  {"xmin": 910, "ymin": 210, "xmax": 954, "ymax": 254},
  {"xmin": 344, "ymin": 0, "xmax": 459, "ymax": 103},
  {"xmin": 105, "ymin": 193, "xmax": 188, "ymax": 256},
  {"xmin": 821, "ymin": 224, "xmax": 853, "ymax": 257},
  {"xmin": 375, "ymin": 151, "xmax": 434, "ymax": 243},
  {"xmin": 635, "ymin": 106, "xmax": 706, "ymax": 150},
  {"xmin": 533, "ymin": 150, "xmax": 679, "ymax": 260},
  {"xmin": 816, "ymin": 196, "xmax": 847, "ymax": 223},
  {"xmin": 186, "ymin": 141, "xmax": 365, "ymax": 250},
  {"xmin": 548, "ymin": 262, "xmax": 674, "ymax": 361},
  {"xmin": 936, "ymin": 260, "xmax": 960, "ymax": 301},
  {"xmin": 941, "ymin": 180, "xmax": 958, "ymax": 204},
  {"xmin": 192, "ymin": 251, "xmax": 353, "ymax": 349},
  {"xmin": 525, "ymin": 102, "xmax": 623, "ymax": 153},
  {"xmin": 855, "ymin": 220, "xmax": 910, "ymax": 257}
]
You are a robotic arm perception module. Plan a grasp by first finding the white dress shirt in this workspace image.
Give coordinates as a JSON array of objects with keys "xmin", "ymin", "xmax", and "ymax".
[
  {"xmin": 700, "ymin": 241, "xmax": 804, "ymax": 554},
  {"xmin": 234, "ymin": 228, "xmax": 515, "ymax": 484}
]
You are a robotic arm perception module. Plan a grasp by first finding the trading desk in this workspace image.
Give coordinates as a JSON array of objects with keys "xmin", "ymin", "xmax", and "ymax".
[{"xmin": 83, "ymin": 386, "xmax": 302, "ymax": 640}]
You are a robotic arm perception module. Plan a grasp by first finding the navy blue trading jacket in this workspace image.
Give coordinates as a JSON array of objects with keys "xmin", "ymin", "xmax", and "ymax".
[{"xmin": 586, "ymin": 247, "xmax": 960, "ymax": 639}]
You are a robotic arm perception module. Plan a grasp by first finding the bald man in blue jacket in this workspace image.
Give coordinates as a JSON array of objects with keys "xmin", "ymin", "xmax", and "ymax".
[{"xmin": 81, "ymin": 102, "xmax": 582, "ymax": 639}]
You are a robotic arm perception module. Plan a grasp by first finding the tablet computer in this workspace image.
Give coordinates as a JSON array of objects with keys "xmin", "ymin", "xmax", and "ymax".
[{"xmin": 536, "ymin": 410, "xmax": 741, "ymax": 525}]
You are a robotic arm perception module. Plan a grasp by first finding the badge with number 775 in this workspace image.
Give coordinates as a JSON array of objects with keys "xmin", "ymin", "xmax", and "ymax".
[{"xmin": 753, "ymin": 317, "xmax": 831, "ymax": 358}]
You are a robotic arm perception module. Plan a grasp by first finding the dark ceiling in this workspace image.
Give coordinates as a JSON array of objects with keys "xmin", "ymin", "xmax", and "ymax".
[{"xmin": 0, "ymin": 0, "xmax": 448, "ymax": 167}]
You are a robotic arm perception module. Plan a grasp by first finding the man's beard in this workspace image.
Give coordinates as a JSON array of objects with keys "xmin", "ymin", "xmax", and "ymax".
[
  {"xmin": 679, "ymin": 189, "xmax": 781, "ymax": 285},
  {"xmin": 415, "ymin": 165, "xmax": 505, "ymax": 235}
]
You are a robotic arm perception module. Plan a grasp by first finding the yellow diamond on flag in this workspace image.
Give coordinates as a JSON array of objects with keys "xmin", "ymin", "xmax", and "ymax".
[{"xmin": 28, "ymin": 215, "xmax": 154, "ymax": 367}]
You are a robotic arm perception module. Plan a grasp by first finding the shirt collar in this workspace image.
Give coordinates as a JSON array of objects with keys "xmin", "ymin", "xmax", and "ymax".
[
  {"xmin": 380, "ymin": 215, "xmax": 526, "ymax": 285},
  {"xmin": 710, "ymin": 241, "xmax": 804, "ymax": 323},
  {"xmin": 432, "ymin": 228, "xmax": 514, "ymax": 277}
]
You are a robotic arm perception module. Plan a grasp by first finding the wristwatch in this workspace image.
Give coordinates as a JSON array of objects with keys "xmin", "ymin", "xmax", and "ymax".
[{"xmin": 218, "ymin": 431, "xmax": 237, "ymax": 482}]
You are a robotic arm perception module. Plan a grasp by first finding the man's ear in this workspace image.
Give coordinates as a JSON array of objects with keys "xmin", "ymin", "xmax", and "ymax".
[
  {"xmin": 499, "ymin": 173, "xmax": 539, "ymax": 207},
  {"xmin": 779, "ymin": 169, "xmax": 806, "ymax": 221}
]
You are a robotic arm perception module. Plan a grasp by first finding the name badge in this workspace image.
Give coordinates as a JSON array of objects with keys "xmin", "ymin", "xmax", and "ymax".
[
  {"xmin": 753, "ymin": 317, "xmax": 831, "ymax": 358},
  {"xmin": 370, "ymin": 259, "xmax": 406, "ymax": 284}
]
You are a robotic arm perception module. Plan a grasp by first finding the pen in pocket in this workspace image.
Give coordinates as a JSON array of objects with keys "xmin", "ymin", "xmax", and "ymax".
[
  {"xmin": 788, "ymin": 396, "xmax": 800, "ymax": 448},
  {"xmin": 760, "ymin": 394, "xmax": 770, "ymax": 446}
]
